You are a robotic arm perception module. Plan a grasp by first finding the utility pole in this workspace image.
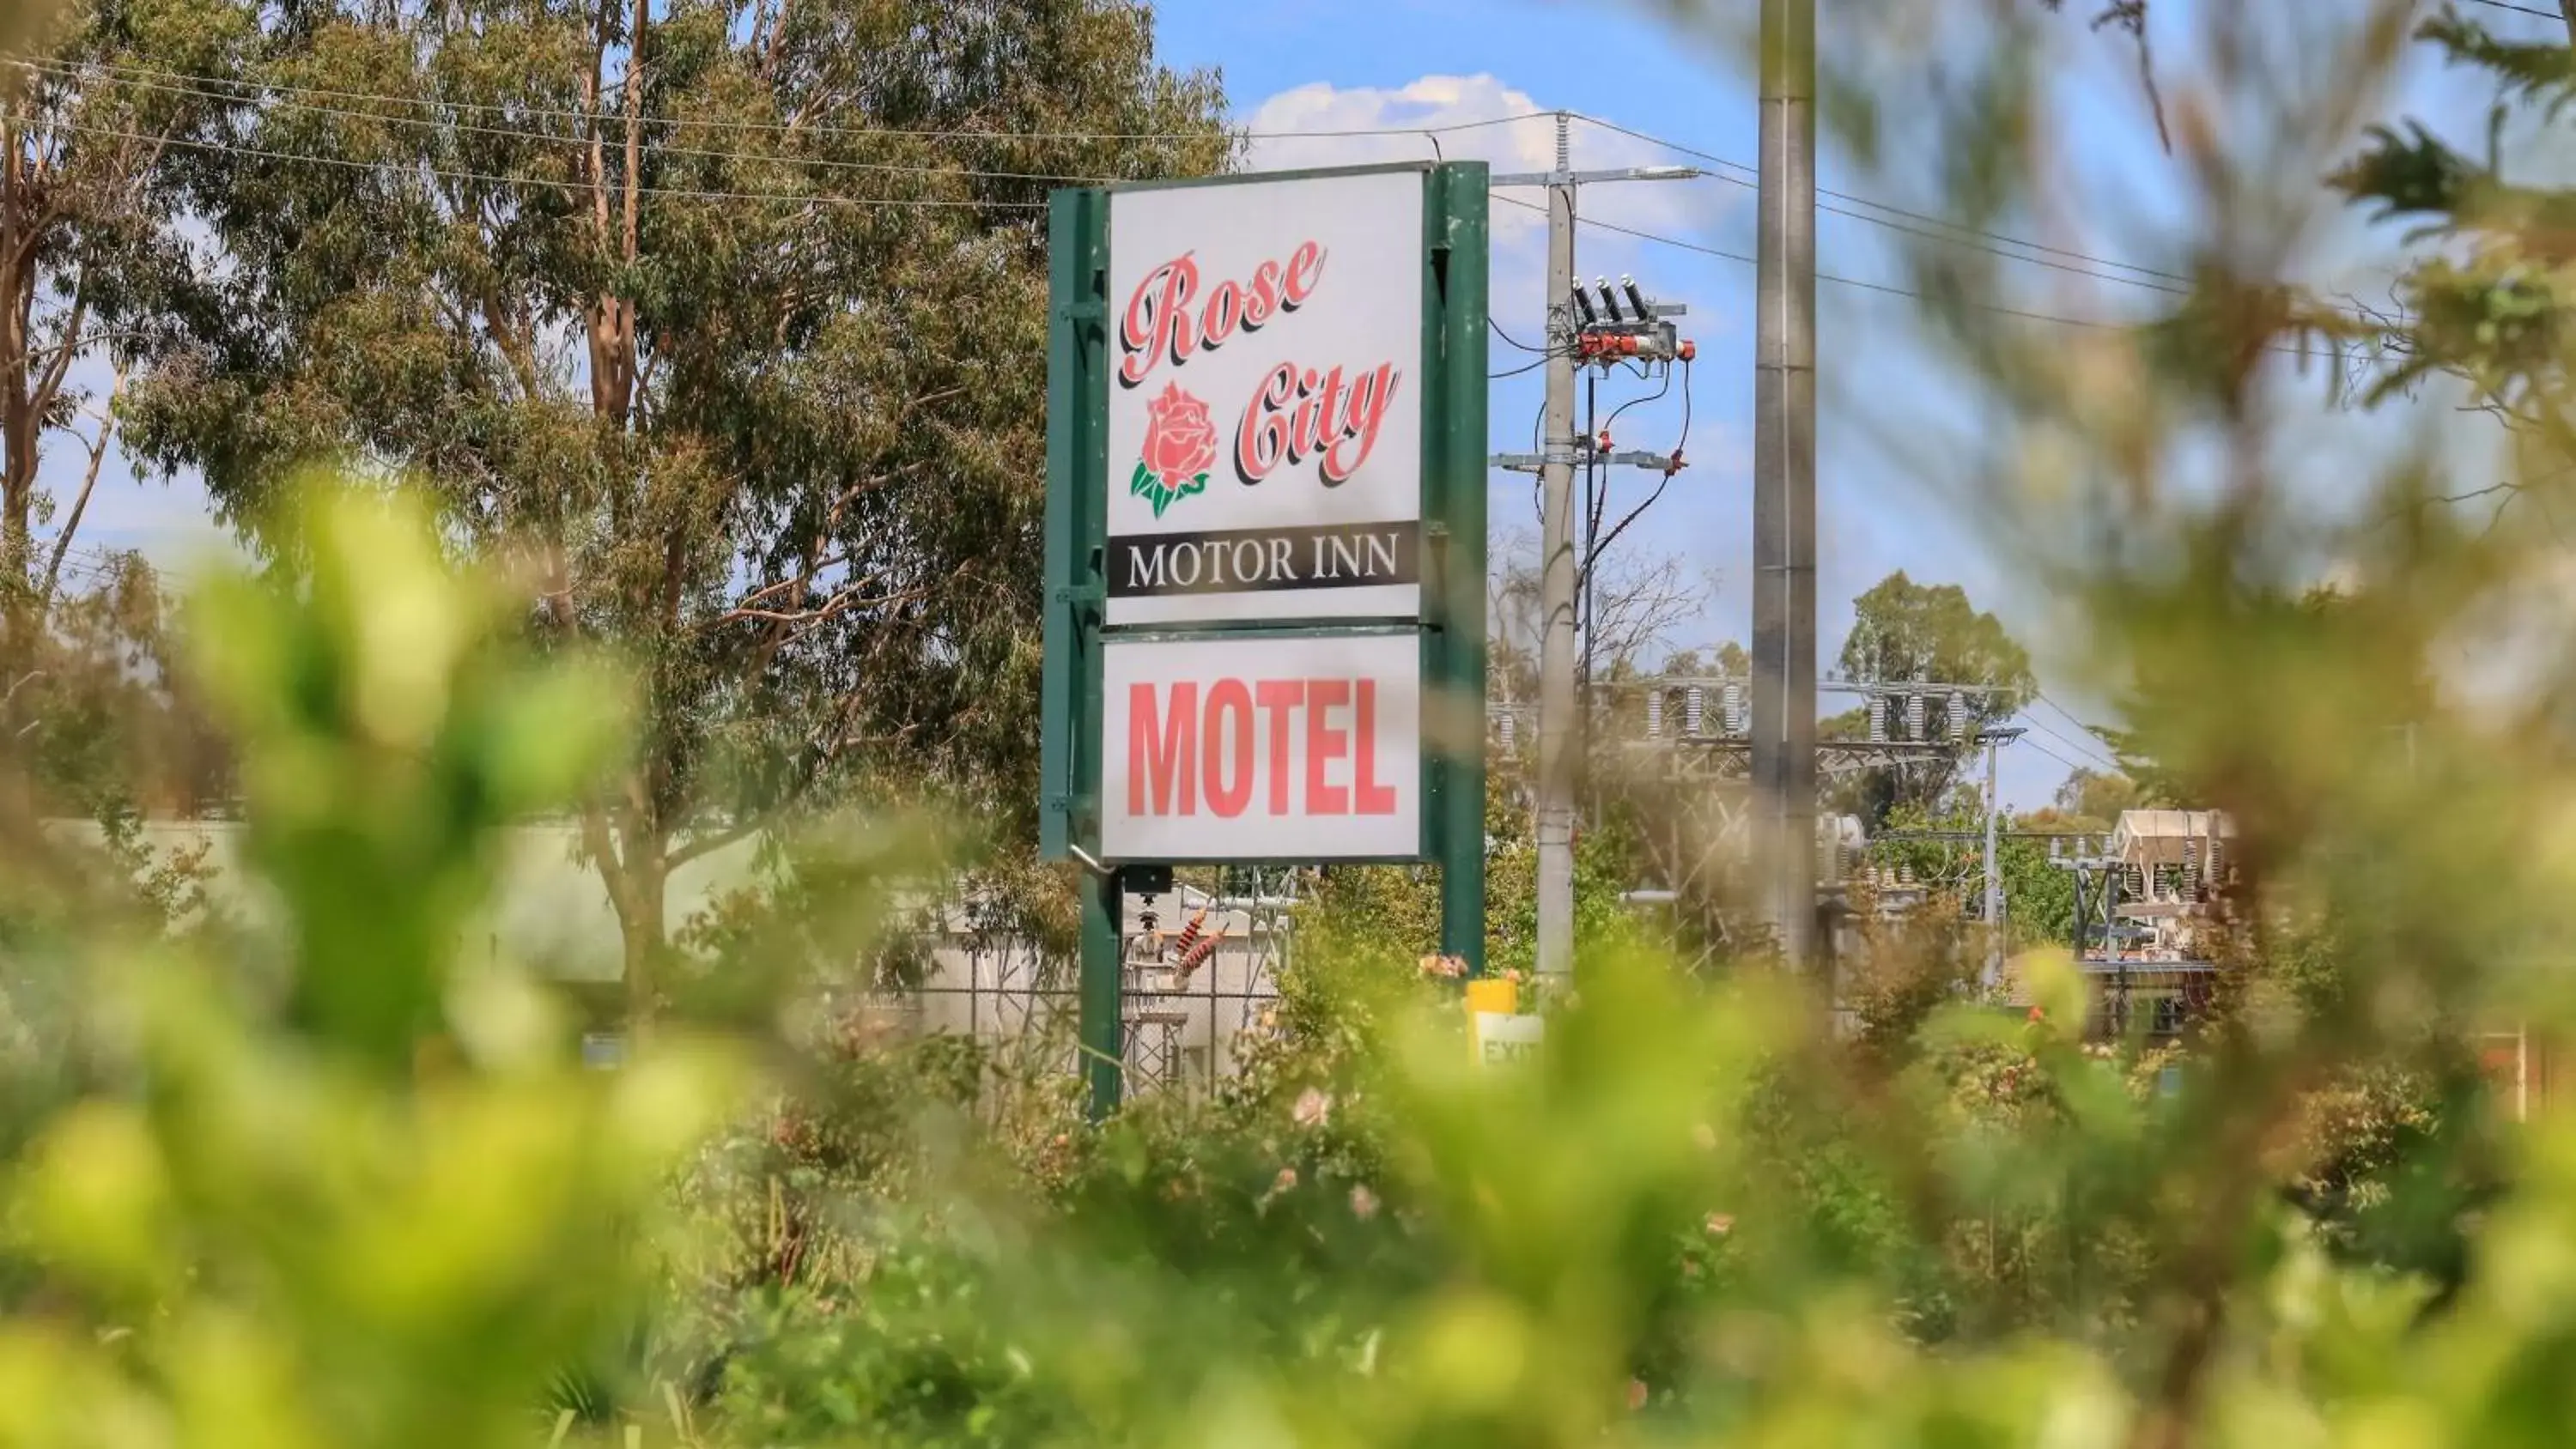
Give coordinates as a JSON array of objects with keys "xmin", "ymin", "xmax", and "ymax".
[
  {"xmin": 1977, "ymin": 725, "xmax": 2024, "ymax": 987},
  {"xmin": 1538, "ymin": 114, "xmax": 1581, "ymax": 984},
  {"xmin": 1984, "ymin": 731, "xmax": 2002, "ymax": 982},
  {"xmin": 1492, "ymin": 120, "xmax": 1697, "ymax": 982},
  {"xmin": 1753, "ymin": 0, "xmax": 1819, "ymax": 965}
]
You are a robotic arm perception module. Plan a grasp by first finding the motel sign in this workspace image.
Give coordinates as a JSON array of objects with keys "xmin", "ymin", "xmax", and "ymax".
[{"xmin": 1042, "ymin": 162, "xmax": 1490, "ymax": 1113}]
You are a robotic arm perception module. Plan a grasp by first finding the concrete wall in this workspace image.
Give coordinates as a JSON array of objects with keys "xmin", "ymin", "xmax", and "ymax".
[{"xmin": 43, "ymin": 820, "xmax": 766, "ymax": 984}]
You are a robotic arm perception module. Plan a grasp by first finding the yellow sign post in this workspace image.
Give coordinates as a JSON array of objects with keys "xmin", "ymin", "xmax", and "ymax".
[{"xmin": 1464, "ymin": 977, "xmax": 1542, "ymax": 1068}]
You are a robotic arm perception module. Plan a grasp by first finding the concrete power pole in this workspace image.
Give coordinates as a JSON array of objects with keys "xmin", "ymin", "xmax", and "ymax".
[
  {"xmin": 1984, "ymin": 731, "xmax": 2002, "ymax": 981},
  {"xmin": 1753, "ymin": 0, "xmax": 1819, "ymax": 965},
  {"xmin": 1492, "ymin": 119, "xmax": 1699, "ymax": 984},
  {"xmin": 1535, "ymin": 114, "xmax": 1581, "ymax": 982}
]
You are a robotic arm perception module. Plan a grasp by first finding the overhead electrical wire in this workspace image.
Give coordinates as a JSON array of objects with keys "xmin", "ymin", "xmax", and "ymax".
[
  {"xmin": 1498, "ymin": 191, "xmax": 2138, "ymax": 331},
  {"xmin": 1489, "ymin": 314, "xmax": 1551, "ymax": 355},
  {"xmin": 11, "ymin": 54, "xmax": 1549, "ymax": 149},
  {"xmin": 1588, "ymin": 358, "xmax": 1692, "ymax": 567},
  {"xmin": 2460, "ymin": 0, "xmax": 2564, "ymax": 20},
  {"xmin": 42, "ymin": 115, "xmax": 1053, "ymax": 209},
  {"xmin": 2015, "ymin": 731, "xmax": 2095, "ymax": 778},
  {"xmin": 1567, "ymin": 111, "xmax": 2194, "ymax": 288},
  {"xmin": 2031, "ymin": 691, "xmax": 2124, "ymax": 768},
  {"xmin": 2022, "ymin": 713, "xmax": 2121, "ymax": 773}
]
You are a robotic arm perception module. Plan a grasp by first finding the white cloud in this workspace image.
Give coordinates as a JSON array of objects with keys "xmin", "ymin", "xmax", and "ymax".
[{"xmin": 1240, "ymin": 76, "xmax": 1746, "ymax": 328}]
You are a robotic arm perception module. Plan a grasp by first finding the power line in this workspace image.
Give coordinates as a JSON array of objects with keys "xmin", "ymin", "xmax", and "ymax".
[
  {"xmin": 1568, "ymin": 112, "xmax": 2194, "ymax": 287},
  {"xmin": 2015, "ymin": 731, "xmax": 2094, "ymax": 778},
  {"xmin": 1533, "ymin": 202, "xmax": 2371, "ymax": 361},
  {"xmin": 2032, "ymin": 691, "xmax": 2122, "ymax": 767},
  {"xmin": 2460, "ymin": 0, "xmax": 2566, "ymax": 20},
  {"xmin": 2022, "ymin": 712, "xmax": 2120, "ymax": 772},
  {"xmin": 16, "ymin": 58, "xmax": 1132, "ymax": 187},
  {"xmin": 1507, "ymin": 194, "xmax": 2140, "ymax": 330},
  {"xmin": 1489, "ymin": 314, "xmax": 1551, "ymax": 355},
  {"xmin": 46, "ymin": 115, "xmax": 1052, "ymax": 210},
  {"xmin": 15, "ymin": 55, "xmax": 1546, "ymax": 149},
  {"xmin": 1682, "ymin": 162, "xmax": 2192, "ymax": 296}
]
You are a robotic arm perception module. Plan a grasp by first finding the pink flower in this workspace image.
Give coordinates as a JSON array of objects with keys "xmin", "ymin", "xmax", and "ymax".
[
  {"xmin": 1273, "ymin": 1167, "xmax": 1298, "ymax": 1194},
  {"xmin": 1704, "ymin": 1212, "xmax": 1735, "ymax": 1237},
  {"xmin": 1626, "ymin": 1378, "xmax": 1649, "ymax": 1411},
  {"xmin": 1349, "ymin": 1184, "xmax": 1380, "ymax": 1220},
  {"xmin": 1141, "ymin": 382, "xmax": 1218, "ymax": 494},
  {"xmin": 1292, "ymin": 1088, "xmax": 1334, "ymax": 1129}
]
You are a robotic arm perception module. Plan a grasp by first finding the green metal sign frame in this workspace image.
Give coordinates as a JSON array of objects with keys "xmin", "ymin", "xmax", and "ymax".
[{"xmin": 1042, "ymin": 162, "xmax": 1490, "ymax": 1119}]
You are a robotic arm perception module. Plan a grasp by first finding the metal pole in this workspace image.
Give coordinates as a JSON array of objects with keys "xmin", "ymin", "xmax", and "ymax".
[
  {"xmin": 1983, "ymin": 731, "xmax": 2002, "ymax": 984},
  {"xmin": 1437, "ymin": 162, "xmax": 1492, "ymax": 977},
  {"xmin": 1536, "ymin": 111, "xmax": 1580, "ymax": 981},
  {"xmin": 1079, "ymin": 865, "xmax": 1123, "ymax": 1120},
  {"xmin": 1754, "ymin": 0, "xmax": 1818, "ymax": 964}
]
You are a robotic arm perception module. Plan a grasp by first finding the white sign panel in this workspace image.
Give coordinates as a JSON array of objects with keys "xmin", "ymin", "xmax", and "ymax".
[
  {"xmin": 1102, "ymin": 633, "xmax": 1420, "ymax": 860},
  {"xmin": 1474, "ymin": 1013, "xmax": 1544, "ymax": 1068},
  {"xmin": 1105, "ymin": 170, "xmax": 1425, "ymax": 627}
]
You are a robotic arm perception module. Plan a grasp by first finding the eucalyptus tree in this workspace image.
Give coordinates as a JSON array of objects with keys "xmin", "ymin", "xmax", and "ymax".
[{"xmin": 125, "ymin": 0, "xmax": 1232, "ymax": 1014}]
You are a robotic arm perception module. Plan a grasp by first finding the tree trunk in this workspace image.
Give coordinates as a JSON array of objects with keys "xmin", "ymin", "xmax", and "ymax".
[{"xmin": 619, "ymin": 840, "xmax": 668, "ymax": 1028}]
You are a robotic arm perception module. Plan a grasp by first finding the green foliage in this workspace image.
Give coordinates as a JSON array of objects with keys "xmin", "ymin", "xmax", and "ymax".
[
  {"xmin": 9, "ymin": 7, "xmax": 2576, "ymax": 1449},
  {"xmin": 1830, "ymin": 571, "xmax": 2035, "ymax": 828},
  {"xmin": 0, "ymin": 482, "xmax": 738, "ymax": 1445},
  {"xmin": 117, "ymin": 0, "xmax": 1233, "ymax": 1001}
]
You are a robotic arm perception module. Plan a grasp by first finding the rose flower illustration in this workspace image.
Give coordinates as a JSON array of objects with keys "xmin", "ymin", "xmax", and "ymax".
[{"xmin": 1134, "ymin": 381, "xmax": 1218, "ymax": 517}]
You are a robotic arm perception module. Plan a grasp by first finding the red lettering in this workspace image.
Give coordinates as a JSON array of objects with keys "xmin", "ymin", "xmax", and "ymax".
[
  {"xmin": 1202, "ymin": 281, "xmax": 1241, "ymax": 348},
  {"xmin": 1236, "ymin": 364, "xmax": 1297, "ymax": 483},
  {"xmin": 1256, "ymin": 680, "xmax": 1304, "ymax": 815},
  {"xmin": 1127, "ymin": 682, "xmax": 1197, "ymax": 816},
  {"xmin": 1354, "ymin": 679, "xmax": 1397, "ymax": 815},
  {"xmin": 1246, "ymin": 261, "xmax": 1283, "ymax": 327},
  {"xmin": 1204, "ymin": 679, "xmax": 1255, "ymax": 818},
  {"xmin": 1283, "ymin": 240, "xmax": 1326, "ymax": 308},
  {"xmin": 1118, "ymin": 256, "xmax": 1200, "ymax": 389},
  {"xmin": 1290, "ymin": 368, "xmax": 1327, "ymax": 460},
  {"xmin": 1120, "ymin": 245, "xmax": 1320, "ymax": 385},
  {"xmin": 1304, "ymin": 678, "xmax": 1351, "ymax": 815},
  {"xmin": 1321, "ymin": 364, "xmax": 1400, "ymax": 486}
]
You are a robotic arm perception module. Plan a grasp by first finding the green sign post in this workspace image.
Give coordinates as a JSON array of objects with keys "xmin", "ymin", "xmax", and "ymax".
[{"xmin": 1042, "ymin": 162, "xmax": 1490, "ymax": 1119}]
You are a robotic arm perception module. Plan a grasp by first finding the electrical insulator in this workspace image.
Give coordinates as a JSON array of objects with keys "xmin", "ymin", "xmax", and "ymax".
[
  {"xmin": 1868, "ymin": 697, "xmax": 1888, "ymax": 743},
  {"xmin": 1645, "ymin": 689, "xmax": 1664, "ymax": 738},
  {"xmin": 1722, "ymin": 682, "xmax": 1746, "ymax": 735},
  {"xmin": 1947, "ymin": 693, "xmax": 1968, "ymax": 742},
  {"xmin": 1906, "ymin": 693, "xmax": 1928, "ymax": 742},
  {"xmin": 1685, "ymin": 686, "xmax": 1705, "ymax": 736},
  {"xmin": 2050, "ymin": 837, "xmax": 2064, "ymax": 862},
  {"xmin": 1498, "ymin": 712, "xmax": 1516, "ymax": 753},
  {"xmin": 1169, "ymin": 907, "xmax": 1206, "ymax": 960},
  {"xmin": 1177, "ymin": 926, "xmax": 1220, "ymax": 979},
  {"xmin": 1899, "ymin": 862, "xmax": 1916, "ymax": 886}
]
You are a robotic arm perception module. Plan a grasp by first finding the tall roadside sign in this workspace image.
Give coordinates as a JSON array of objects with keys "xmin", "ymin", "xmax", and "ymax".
[{"xmin": 1043, "ymin": 164, "xmax": 1491, "ymax": 1118}]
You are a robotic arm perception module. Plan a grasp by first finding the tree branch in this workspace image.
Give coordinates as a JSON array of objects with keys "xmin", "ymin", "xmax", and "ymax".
[
  {"xmin": 37, "ymin": 362, "xmax": 118, "ymax": 611},
  {"xmin": 665, "ymin": 817, "xmax": 763, "ymax": 870}
]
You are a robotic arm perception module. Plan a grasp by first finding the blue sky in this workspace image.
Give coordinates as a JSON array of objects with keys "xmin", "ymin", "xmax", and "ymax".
[
  {"xmin": 1149, "ymin": 0, "xmax": 2522, "ymax": 809},
  {"xmin": 56, "ymin": 0, "xmax": 2535, "ymax": 812}
]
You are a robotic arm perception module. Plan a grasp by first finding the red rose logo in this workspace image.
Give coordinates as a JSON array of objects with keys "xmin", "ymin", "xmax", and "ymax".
[{"xmin": 1133, "ymin": 381, "xmax": 1218, "ymax": 517}]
